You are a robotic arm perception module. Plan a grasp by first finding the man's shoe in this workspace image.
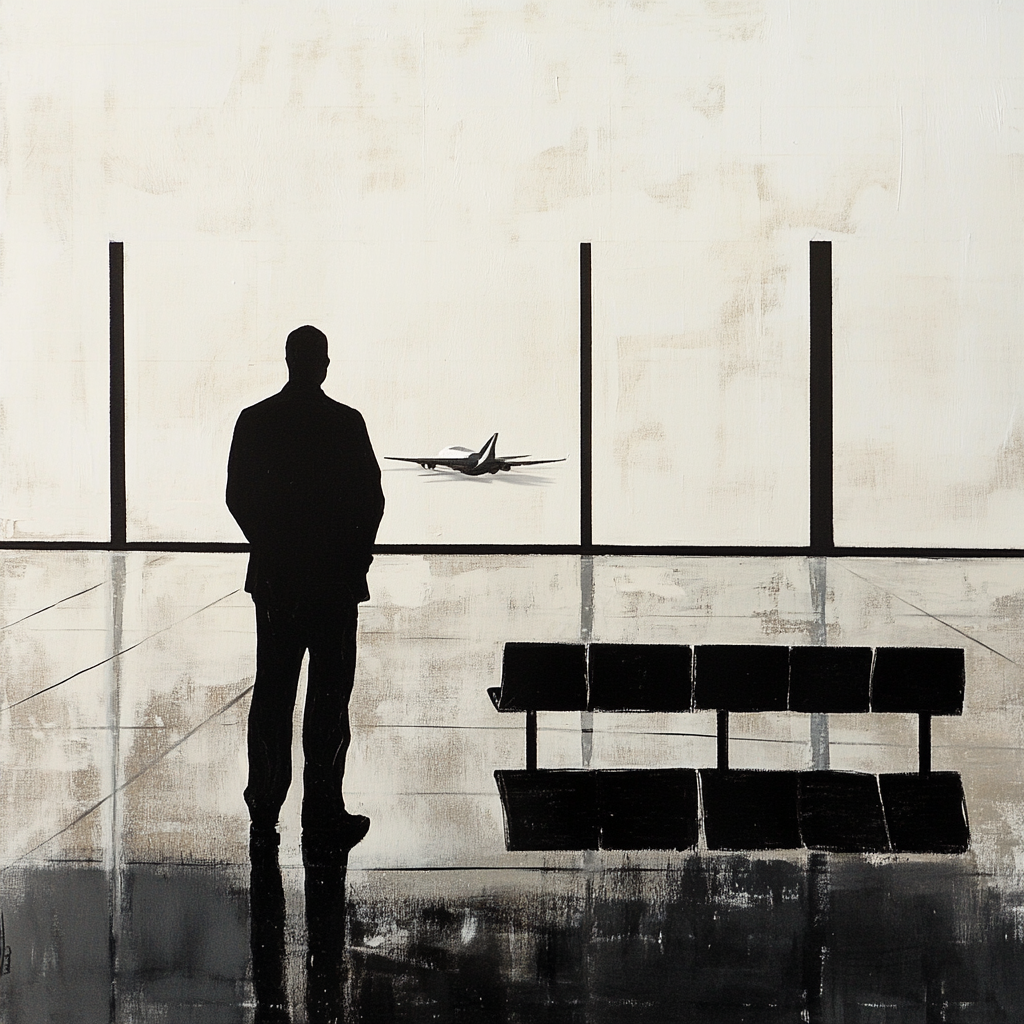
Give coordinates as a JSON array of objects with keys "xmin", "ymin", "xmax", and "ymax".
[
  {"xmin": 302, "ymin": 813, "xmax": 370, "ymax": 855},
  {"xmin": 335, "ymin": 812, "xmax": 371, "ymax": 846}
]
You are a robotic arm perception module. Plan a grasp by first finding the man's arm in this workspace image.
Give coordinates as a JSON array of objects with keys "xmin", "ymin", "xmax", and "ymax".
[
  {"xmin": 226, "ymin": 411, "xmax": 260, "ymax": 543},
  {"xmin": 350, "ymin": 410, "xmax": 385, "ymax": 567}
]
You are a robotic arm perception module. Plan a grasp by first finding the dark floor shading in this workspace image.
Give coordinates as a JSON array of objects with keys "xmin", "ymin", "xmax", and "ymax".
[{"xmin": 8, "ymin": 857, "xmax": 1024, "ymax": 1023}]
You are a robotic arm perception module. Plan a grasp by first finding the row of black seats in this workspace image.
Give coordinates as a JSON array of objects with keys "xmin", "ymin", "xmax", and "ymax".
[
  {"xmin": 496, "ymin": 768, "xmax": 970, "ymax": 854},
  {"xmin": 490, "ymin": 642, "xmax": 965, "ymax": 714},
  {"xmin": 491, "ymin": 643, "xmax": 969, "ymax": 854}
]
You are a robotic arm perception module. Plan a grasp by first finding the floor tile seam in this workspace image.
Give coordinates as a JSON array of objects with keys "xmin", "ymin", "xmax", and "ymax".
[
  {"xmin": 0, "ymin": 589, "xmax": 241, "ymax": 714},
  {"xmin": 838, "ymin": 565, "xmax": 1020, "ymax": 667},
  {"xmin": 0, "ymin": 683, "xmax": 253, "ymax": 873}
]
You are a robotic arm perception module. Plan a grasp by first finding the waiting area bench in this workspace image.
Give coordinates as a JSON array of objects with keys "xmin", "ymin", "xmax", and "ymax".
[{"xmin": 489, "ymin": 643, "xmax": 969, "ymax": 854}]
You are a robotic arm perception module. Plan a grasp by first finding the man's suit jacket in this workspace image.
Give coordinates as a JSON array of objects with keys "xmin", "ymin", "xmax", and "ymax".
[{"xmin": 226, "ymin": 381, "xmax": 385, "ymax": 602}]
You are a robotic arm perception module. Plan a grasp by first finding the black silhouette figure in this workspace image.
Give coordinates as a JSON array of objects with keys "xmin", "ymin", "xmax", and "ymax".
[{"xmin": 228, "ymin": 325, "xmax": 385, "ymax": 853}]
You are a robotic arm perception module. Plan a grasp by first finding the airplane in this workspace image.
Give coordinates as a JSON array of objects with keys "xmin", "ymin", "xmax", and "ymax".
[{"xmin": 385, "ymin": 433, "xmax": 566, "ymax": 476}]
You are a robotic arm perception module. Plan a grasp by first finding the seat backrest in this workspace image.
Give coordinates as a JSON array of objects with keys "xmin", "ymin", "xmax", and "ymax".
[
  {"xmin": 870, "ymin": 647, "xmax": 965, "ymax": 715},
  {"xmin": 788, "ymin": 646, "xmax": 873, "ymax": 713},
  {"xmin": 692, "ymin": 645, "xmax": 789, "ymax": 712},
  {"xmin": 588, "ymin": 644, "xmax": 693, "ymax": 712},
  {"xmin": 498, "ymin": 643, "xmax": 588, "ymax": 711},
  {"xmin": 498, "ymin": 642, "xmax": 966, "ymax": 717}
]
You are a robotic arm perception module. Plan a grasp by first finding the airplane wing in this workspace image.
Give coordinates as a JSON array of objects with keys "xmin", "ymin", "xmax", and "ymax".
[{"xmin": 385, "ymin": 456, "xmax": 473, "ymax": 467}]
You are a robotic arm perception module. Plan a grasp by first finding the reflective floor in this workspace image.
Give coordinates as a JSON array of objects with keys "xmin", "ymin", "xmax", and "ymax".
[{"xmin": 2, "ymin": 553, "xmax": 1024, "ymax": 1021}]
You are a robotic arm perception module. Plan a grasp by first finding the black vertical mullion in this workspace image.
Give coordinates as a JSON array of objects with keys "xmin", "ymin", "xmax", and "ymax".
[
  {"xmin": 580, "ymin": 242, "xmax": 593, "ymax": 554},
  {"xmin": 109, "ymin": 242, "xmax": 126, "ymax": 548},
  {"xmin": 809, "ymin": 241, "xmax": 833, "ymax": 556}
]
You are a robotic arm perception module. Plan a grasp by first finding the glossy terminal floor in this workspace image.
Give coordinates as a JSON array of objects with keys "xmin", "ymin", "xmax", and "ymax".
[{"xmin": 2, "ymin": 552, "xmax": 1024, "ymax": 1022}]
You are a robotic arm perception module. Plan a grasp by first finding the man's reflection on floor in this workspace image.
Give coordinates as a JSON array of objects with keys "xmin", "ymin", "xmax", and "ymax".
[
  {"xmin": 249, "ymin": 840, "xmax": 349, "ymax": 1023},
  {"xmin": 305, "ymin": 848, "xmax": 349, "ymax": 1023}
]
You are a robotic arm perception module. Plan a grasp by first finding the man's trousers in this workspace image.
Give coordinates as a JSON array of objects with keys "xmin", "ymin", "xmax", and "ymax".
[{"xmin": 243, "ymin": 585, "xmax": 359, "ymax": 832}]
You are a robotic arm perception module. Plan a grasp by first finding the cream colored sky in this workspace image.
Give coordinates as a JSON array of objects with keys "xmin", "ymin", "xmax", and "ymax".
[{"xmin": 0, "ymin": 1, "xmax": 1022, "ymax": 545}]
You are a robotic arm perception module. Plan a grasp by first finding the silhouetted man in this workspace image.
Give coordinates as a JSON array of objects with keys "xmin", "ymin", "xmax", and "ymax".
[{"xmin": 227, "ymin": 325, "xmax": 384, "ymax": 853}]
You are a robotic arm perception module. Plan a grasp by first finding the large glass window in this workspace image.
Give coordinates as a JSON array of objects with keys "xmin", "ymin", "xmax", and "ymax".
[{"xmin": 2, "ymin": 3, "xmax": 1021, "ymax": 550}]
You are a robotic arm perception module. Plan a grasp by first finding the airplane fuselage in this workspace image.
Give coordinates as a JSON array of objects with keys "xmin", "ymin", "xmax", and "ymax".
[{"xmin": 421, "ymin": 448, "xmax": 509, "ymax": 474}]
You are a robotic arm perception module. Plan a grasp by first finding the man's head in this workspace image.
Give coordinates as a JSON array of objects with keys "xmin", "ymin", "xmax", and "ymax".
[{"xmin": 285, "ymin": 325, "xmax": 330, "ymax": 385}]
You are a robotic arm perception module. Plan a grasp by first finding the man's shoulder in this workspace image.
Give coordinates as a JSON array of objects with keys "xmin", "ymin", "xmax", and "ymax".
[
  {"xmin": 237, "ymin": 390, "xmax": 287, "ymax": 418},
  {"xmin": 235, "ymin": 389, "xmax": 366, "ymax": 428},
  {"xmin": 321, "ymin": 394, "xmax": 366, "ymax": 424}
]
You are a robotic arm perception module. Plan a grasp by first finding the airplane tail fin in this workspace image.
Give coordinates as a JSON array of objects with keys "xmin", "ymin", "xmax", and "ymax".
[{"xmin": 474, "ymin": 433, "xmax": 499, "ymax": 466}]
